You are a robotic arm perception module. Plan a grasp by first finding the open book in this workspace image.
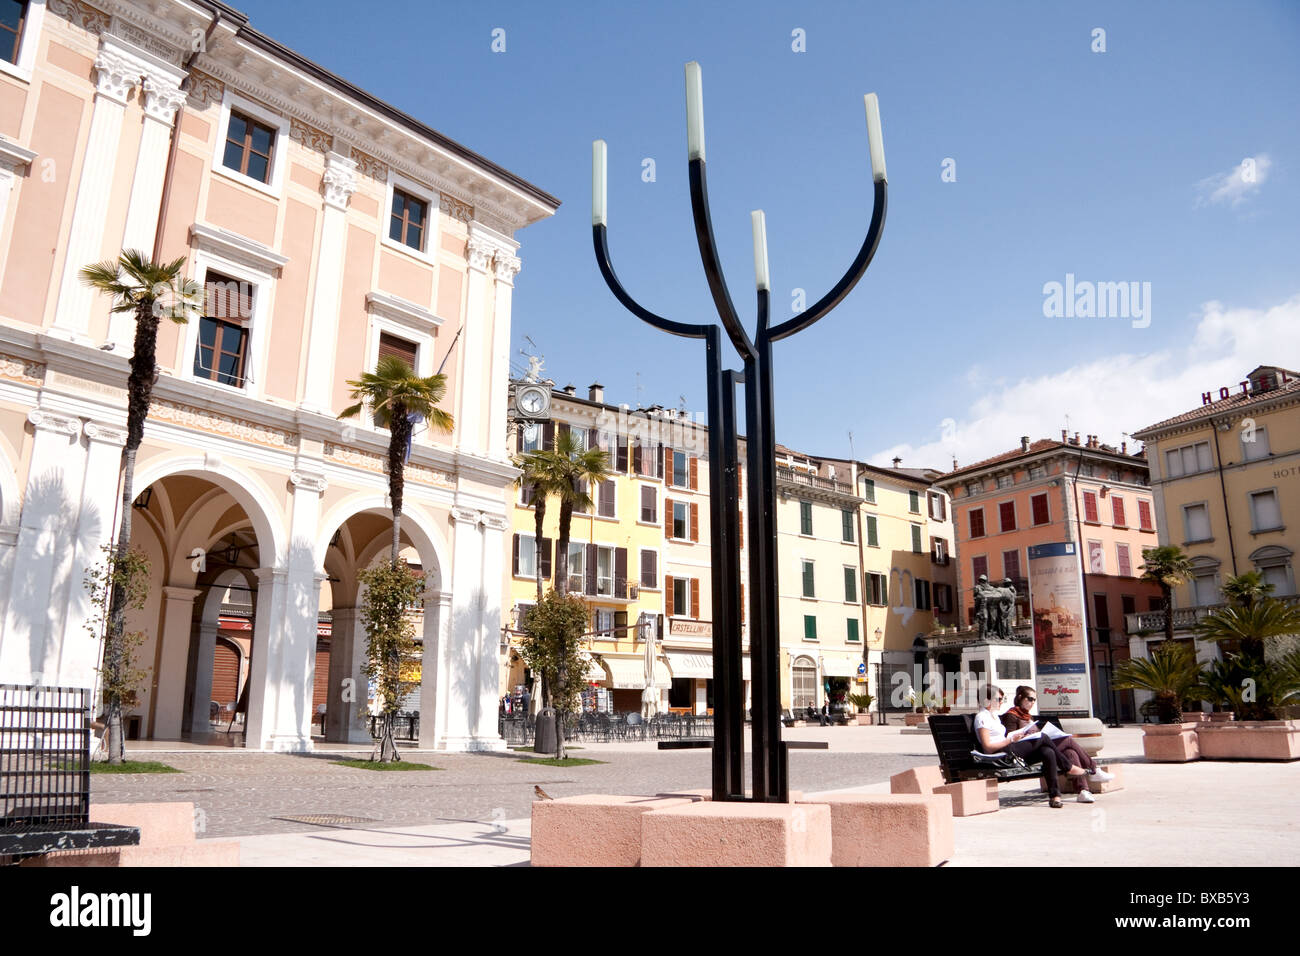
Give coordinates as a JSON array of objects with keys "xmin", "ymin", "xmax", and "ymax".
[{"xmin": 1014, "ymin": 720, "xmax": 1070, "ymax": 742}]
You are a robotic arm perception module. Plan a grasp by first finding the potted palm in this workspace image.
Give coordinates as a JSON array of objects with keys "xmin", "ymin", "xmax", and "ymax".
[
  {"xmin": 1112, "ymin": 641, "xmax": 1205, "ymax": 762},
  {"xmin": 848, "ymin": 693, "xmax": 875, "ymax": 725}
]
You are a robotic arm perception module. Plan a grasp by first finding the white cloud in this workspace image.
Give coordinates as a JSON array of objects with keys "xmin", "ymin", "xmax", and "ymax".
[
  {"xmin": 870, "ymin": 294, "xmax": 1300, "ymax": 470},
  {"xmin": 1195, "ymin": 154, "xmax": 1272, "ymax": 208}
]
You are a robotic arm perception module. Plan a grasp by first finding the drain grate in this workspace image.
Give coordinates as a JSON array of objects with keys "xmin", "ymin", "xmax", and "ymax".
[{"xmin": 275, "ymin": 814, "xmax": 378, "ymax": 827}]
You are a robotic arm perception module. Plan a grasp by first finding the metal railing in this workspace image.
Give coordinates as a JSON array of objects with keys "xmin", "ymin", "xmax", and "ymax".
[
  {"xmin": 775, "ymin": 466, "xmax": 850, "ymax": 493},
  {"xmin": 0, "ymin": 684, "xmax": 90, "ymax": 831},
  {"xmin": 498, "ymin": 710, "xmax": 714, "ymax": 746},
  {"xmin": 1124, "ymin": 594, "xmax": 1300, "ymax": 636}
]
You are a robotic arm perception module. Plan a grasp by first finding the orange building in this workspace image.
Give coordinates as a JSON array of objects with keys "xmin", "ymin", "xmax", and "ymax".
[{"xmin": 935, "ymin": 434, "xmax": 1163, "ymax": 722}]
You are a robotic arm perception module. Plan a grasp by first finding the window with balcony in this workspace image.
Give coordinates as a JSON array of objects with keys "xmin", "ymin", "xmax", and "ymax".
[
  {"xmin": 193, "ymin": 271, "xmax": 251, "ymax": 388},
  {"xmin": 934, "ymin": 583, "xmax": 953, "ymax": 614},
  {"xmin": 932, "ymin": 536, "xmax": 948, "ymax": 565},
  {"xmin": 389, "ymin": 188, "xmax": 428, "ymax": 251},
  {"xmin": 223, "ymin": 110, "xmax": 276, "ymax": 184},
  {"xmin": 1031, "ymin": 493, "xmax": 1050, "ymax": 526},
  {"xmin": 969, "ymin": 508, "xmax": 985, "ymax": 538},
  {"xmin": 595, "ymin": 546, "xmax": 614, "ymax": 596}
]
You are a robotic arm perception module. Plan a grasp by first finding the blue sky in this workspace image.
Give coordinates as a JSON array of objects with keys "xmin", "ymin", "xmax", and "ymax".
[{"xmin": 239, "ymin": 0, "xmax": 1300, "ymax": 468}]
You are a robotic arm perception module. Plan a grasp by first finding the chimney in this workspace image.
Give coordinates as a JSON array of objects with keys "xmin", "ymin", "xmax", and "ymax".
[
  {"xmin": 1073, "ymin": 432, "xmax": 1080, "ymax": 445},
  {"xmin": 1121, "ymin": 441, "xmax": 1127, "ymax": 454},
  {"xmin": 1020, "ymin": 436, "xmax": 1030, "ymax": 452},
  {"xmin": 1061, "ymin": 429, "xmax": 1068, "ymax": 442},
  {"xmin": 562, "ymin": 383, "xmax": 577, "ymax": 396},
  {"xmin": 588, "ymin": 382, "xmax": 604, "ymax": 403},
  {"xmin": 892, "ymin": 456, "xmax": 902, "ymax": 469},
  {"xmin": 952, "ymin": 457, "xmax": 958, "ymax": 470}
]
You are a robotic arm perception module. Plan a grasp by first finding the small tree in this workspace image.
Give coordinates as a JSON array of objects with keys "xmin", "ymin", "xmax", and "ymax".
[
  {"xmin": 356, "ymin": 560, "xmax": 423, "ymax": 762},
  {"xmin": 1138, "ymin": 545, "xmax": 1194, "ymax": 645},
  {"xmin": 1111, "ymin": 641, "xmax": 1204, "ymax": 724},
  {"xmin": 518, "ymin": 588, "xmax": 589, "ymax": 760},
  {"xmin": 84, "ymin": 545, "xmax": 152, "ymax": 763},
  {"xmin": 1195, "ymin": 594, "xmax": 1300, "ymax": 718}
]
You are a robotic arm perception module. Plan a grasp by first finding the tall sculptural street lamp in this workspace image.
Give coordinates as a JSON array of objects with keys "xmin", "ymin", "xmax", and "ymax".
[{"xmin": 593, "ymin": 62, "xmax": 888, "ymax": 801}]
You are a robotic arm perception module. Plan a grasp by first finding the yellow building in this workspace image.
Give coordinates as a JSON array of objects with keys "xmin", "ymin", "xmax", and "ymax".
[{"xmin": 1129, "ymin": 365, "xmax": 1299, "ymax": 642}]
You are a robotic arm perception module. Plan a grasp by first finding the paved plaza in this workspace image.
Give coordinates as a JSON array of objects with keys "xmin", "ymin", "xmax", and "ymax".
[{"xmin": 90, "ymin": 725, "xmax": 1300, "ymax": 867}]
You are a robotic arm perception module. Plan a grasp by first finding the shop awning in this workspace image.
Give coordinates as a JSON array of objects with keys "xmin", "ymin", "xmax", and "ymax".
[
  {"xmin": 583, "ymin": 659, "xmax": 606, "ymax": 681},
  {"xmin": 602, "ymin": 656, "xmax": 651, "ymax": 689},
  {"xmin": 820, "ymin": 654, "xmax": 863, "ymax": 677},
  {"xmin": 666, "ymin": 653, "xmax": 753, "ymax": 681}
]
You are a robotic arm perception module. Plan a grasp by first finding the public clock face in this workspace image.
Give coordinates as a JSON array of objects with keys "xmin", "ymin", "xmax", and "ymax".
[{"xmin": 517, "ymin": 386, "xmax": 547, "ymax": 416}]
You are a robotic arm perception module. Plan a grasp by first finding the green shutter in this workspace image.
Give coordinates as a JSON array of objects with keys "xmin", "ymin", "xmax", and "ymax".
[
  {"xmin": 804, "ymin": 615, "xmax": 818, "ymax": 640},
  {"xmin": 802, "ymin": 561, "xmax": 815, "ymax": 598},
  {"xmin": 847, "ymin": 618, "xmax": 860, "ymax": 642},
  {"xmin": 842, "ymin": 509, "xmax": 854, "ymax": 542},
  {"xmin": 844, "ymin": 566, "xmax": 856, "ymax": 602},
  {"xmin": 909, "ymin": 490, "xmax": 920, "ymax": 512},
  {"xmin": 911, "ymin": 524, "xmax": 922, "ymax": 553},
  {"xmin": 800, "ymin": 501, "xmax": 813, "ymax": 535},
  {"xmin": 867, "ymin": 516, "xmax": 878, "ymax": 547},
  {"xmin": 863, "ymin": 478, "xmax": 875, "ymax": 503}
]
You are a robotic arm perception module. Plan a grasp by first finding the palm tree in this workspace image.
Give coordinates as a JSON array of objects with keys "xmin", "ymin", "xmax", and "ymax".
[
  {"xmin": 1194, "ymin": 598, "xmax": 1300, "ymax": 667},
  {"xmin": 512, "ymin": 448, "xmax": 567, "ymax": 605},
  {"xmin": 1139, "ymin": 545, "xmax": 1195, "ymax": 645},
  {"xmin": 339, "ymin": 355, "xmax": 453, "ymax": 561},
  {"xmin": 1220, "ymin": 570, "xmax": 1274, "ymax": 610},
  {"xmin": 550, "ymin": 429, "xmax": 611, "ymax": 598},
  {"xmin": 1111, "ymin": 640, "xmax": 1204, "ymax": 724},
  {"xmin": 80, "ymin": 250, "xmax": 203, "ymax": 763}
]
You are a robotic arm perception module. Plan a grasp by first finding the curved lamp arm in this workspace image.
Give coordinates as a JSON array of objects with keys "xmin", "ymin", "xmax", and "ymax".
[{"xmin": 592, "ymin": 224, "xmax": 710, "ymax": 340}]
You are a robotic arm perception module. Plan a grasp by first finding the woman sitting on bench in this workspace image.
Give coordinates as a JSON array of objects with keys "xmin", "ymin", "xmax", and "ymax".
[
  {"xmin": 974, "ymin": 684, "xmax": 1089, "ymax": 808},
  {"xmin": 1001, "ymin": 685, "xmax": 1113, "ymax": 804}
]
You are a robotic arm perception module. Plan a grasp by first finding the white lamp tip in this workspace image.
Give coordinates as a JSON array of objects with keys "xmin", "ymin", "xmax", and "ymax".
[
  {"xmin": 686, "ymin": 61, "xmax": 705, "ymax": 162},
  {"xmin": 751, "ymin": 209, "xmax": 770, "ymax": 292},
  {"xmin": 592, "ymin": 139, "xmax": 607, "ymax": 227},
  {"xmin": 864, "ymin": 93, "xmax": 887, "ymax": 184}
]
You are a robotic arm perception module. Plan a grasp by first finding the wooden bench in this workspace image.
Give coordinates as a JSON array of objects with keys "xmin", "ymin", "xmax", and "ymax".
[{"xmin": 927, "ymin": 713, "xmax": 1064, "ymax": 785}]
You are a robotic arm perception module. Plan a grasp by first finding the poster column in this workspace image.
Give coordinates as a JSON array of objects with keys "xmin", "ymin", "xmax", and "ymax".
[{"xmin": 1026, "ymin": 542, "xmax": 1093, "ymax": 718}]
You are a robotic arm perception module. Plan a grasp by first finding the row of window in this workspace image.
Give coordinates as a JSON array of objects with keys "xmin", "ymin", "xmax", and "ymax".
[
  {"xmin": 1164, "ymin": 430, "xmax": 1273, "ymax": 479},
  {"xmin": 855, "ymin": 479, "xmax": 948, "ymax": 520},
  {"xmin": 797, "ymin": 501, "xmax": 938, "ymax": 555},
  {"xmin": 517, "ymin": 424, "xmax": 702, "ymax": 490},
  {"xmin": 796, "ymin": 562, "xmax": 952, "ymax": 613},
  {"xmin": 967, "ymin": 492, "xmax": 1155, "ymax": 539},
  {"xmin": 1182, "ymin": 490, "xmax": 1285, "ymax": 543}
]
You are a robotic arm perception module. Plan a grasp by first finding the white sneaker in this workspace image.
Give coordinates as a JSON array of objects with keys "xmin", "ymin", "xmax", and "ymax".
[
  {"xmin": 1077, "ymin": 789, "xmax": 1095, "ymax": 803},
  {"xmin": 1089, "ymin": 767, "xmax": 1115, "ymax": 783}
]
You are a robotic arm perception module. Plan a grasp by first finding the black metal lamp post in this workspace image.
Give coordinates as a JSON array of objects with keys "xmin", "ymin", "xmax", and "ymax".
[{"xmin": 592, "ymin": 62, "xmax": 888, "ymax": 801}]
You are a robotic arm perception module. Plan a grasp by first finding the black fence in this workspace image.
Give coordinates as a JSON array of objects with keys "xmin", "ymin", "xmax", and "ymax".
[
  {"xmin": 499, "ymin": 711, "xmax": 715, "ymax": 747},
  {"xmin": 0, "ymin": 683, "xmax": 139, "ymax": 859},
  {"xmin": 367, "ymin": 711, "xmax": 419, "ymax": 741}
]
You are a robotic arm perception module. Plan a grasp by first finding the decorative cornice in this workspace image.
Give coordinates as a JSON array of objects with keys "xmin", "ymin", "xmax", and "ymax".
[
  {"xmin": 351, "ymin": 147, "xmax": 388, "ymax": 182},
  {"xmin": 186, "ymin": 69, "xmax": 224, "ymax": 110},
  {"xmin": 289, "ymin": 470, "xmax": 328, "ymax": 494},
  {"xmin": 189, "ymin": 222, "xmax": 289, "ymax": 275},
  {"xmin": 83, "ymin": 421, "xmax": 127, "ymax": 446},
  {"xmin": 492, "ymin": 254, "xmax": 521, "ymax": 285},
  {"xmin": 0, "ymin": 138, "xmax": 37, "ymax": 171},
  {"xmin": 290, "ymin": 117, "xmax": 333, "ymax": 155},
  {"xmin": 148, "ymin": 398, "xmax": 299, "ymax": 451},
  {"xmin": 451, "ymin": 506, "xmax": 481, "ymax": 525},
  {"xmin": 142, "ymin": 73, "xmax": 187, "ymax": 124},
  {"xmin": 27, "ymin": 408, "xmax": 81, "ymax": 436},
  {"xmin": 480, "ymin": 513, "xmax": 511, "ymax": 532},
  {"xmin": 365, "ymin": 291, "xmax": 443, "ymax": 336},
  {"xmin": 0, "ymin": 351, "xmax": 44, "ymax": 385},
  {"xmin": 47, "ymin": 0, "xmax": 110, "ymax": 37},
  {"xmin": 321, "ymin": 151, "xmax": 357, "ymax": 211},
  {"xmin": 465, "ymin": 235, "xmax": 495, "ymax": 273},
  {"xmin": 439, "ymin": 193, "xmax": 473, "ymax": 223}
]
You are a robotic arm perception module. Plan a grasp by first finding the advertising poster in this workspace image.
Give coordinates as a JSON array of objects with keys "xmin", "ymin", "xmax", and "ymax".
[{"xmin": 1026, "ymin": 542, "xmax": 1092, "ymax": 717}]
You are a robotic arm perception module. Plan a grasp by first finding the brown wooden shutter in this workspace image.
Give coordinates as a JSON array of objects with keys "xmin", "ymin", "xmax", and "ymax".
[
  {"xmin": 690, "ymin": 502, "xmax": 699, "ymax": 542},
  {"xmin": 512, "ymin": 534, "xmax": 520, "ymax": 575},
  {"xmin": 738, "ymin": 514, "xmax": 744, "ymax": 549},
  {"xmin": 632, "ymin": 442, "xmax": 642, "ymax": 474},
  {"xmin": 378, "ymin": 332, "xmax": 418, "ymax": 369},
  {"xmin": 211, "ymin": 639, "xmax": 240, "ymax": 707},
  {"xmin": 540, "ymin": 538, "xmax": 552, "ymax": 578},
  {"xmin": 588, "ymin": 427, "xmax": 598, "ymax": 449},
  {"xmin": 664, "ymin": 498, "xmax": 673, "ymax": 538},
  {"xmin": 313, "ymin": 636, "xmax": 331, "ymax": 714},
  {"xmin": 738, "ymin": 466, "xmax": 744, "ymax": 498},
  {"xmin": 543, "ymin": 422, "xmax": 555, "ymax": 450},
  {"xmin": 617, "ymin": 436, "xmax": 628, "ymax": 472},
  {"xmin": 740, "ymin": 583, "xmax": 746, "ymax": 624},
  {"xmin": 615, "ymin": 547, "xmax": 627, "ymax": 598},
  {"xmin": 664, "ymin": 447, "xmax": 673, "ymax": 483},
  {"xmin": 689, "ymin": 456, "xmax": 698, "ymax": 490},
  {"xmin": 690, "ymin": 578, "xmax": 700, "ymax": 619},
  {"xmin": 665, "ymin": 574, "xmax": 675, "ymax": 615},
  {"xmin": 615, "ymin": 610, "xmax": 628, "ymax": 635},
  {"xmin": 585, "ymin": 543, "xmax": 597, "ymax": 595}
]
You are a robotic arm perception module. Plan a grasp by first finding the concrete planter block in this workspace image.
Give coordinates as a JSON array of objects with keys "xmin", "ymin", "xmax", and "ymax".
[
  {"xmin": 1142, "ymin": 722, "xmax": 1200, "ymax": 762},
  {"xmin": 89, "ymin": 801, "xmax": 197, "ymax": 847},
  {"xmin": 855, "ymin": 714, "xmax": 873, "ymax": 726},
  {"xmin": 1208, "ymin": 712, "xmax": 1235, "ymax": 723},
  {"xmin": 890, "ymin": 765, "xmax": 945, "ymax": 795},
  {"xmin": 531, "ymin": 795, "xmax": 695, "ymax": 867},
  {"xmin": 935, "ymin": 779, "xmax": 999, "ymax": 815},
  {"xmin": 1039, "ymin": 764, "xmax": 1125, "ymax": 794},
  {"xmin": 1181, "ymin": 712, "xmax": 1209, "ymax": 724},
  {"xmin": 796, "ymin": 794, "xmax": 953, "ymax": 867},
  {"xmin": 1059, "ymin": 717, "xmax": 1105, "ymax": 756},
  {"xmin": 22, "ymin": 842, "xmax": 240, "ymax": 868},
  {"xmin": 1196, "ymin": 720, "xmax": 1300, "ymax": 761},
  {"xmin": 640, "ymin": 801, "xmax": 832, "ymax": 867},
  {"xmin": 656, "ymin": 789, "xmax": 804, "ymax": 802},
  {"xmin": 904, "ymin": 713, "xmax": 929, "ymax": 726}
]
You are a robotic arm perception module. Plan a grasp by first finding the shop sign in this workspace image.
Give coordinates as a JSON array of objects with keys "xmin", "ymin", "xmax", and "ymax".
[{"xmin": 670, "ymin": 618, "xmax": 712, "ymax": 637}]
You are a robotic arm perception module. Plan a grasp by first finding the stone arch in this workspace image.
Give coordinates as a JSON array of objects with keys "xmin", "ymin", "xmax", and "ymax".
[{"xmin": 316, "ymin": 493, "xmax": 448, "ymax": 589}]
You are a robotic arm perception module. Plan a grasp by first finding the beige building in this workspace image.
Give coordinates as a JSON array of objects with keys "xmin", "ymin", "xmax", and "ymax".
[{"xmin": 0, "ymin": 0, "xmax": 557, "ymax": 751}]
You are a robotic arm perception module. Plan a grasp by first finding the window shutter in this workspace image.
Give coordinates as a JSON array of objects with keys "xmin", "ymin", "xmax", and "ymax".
[
  {"xmin": 969, "ymin": 509, "xmax": 985, "ymax": 538},
  {"xmin": 641, "ymin": 549, "xmax": 657, "ymax": 588},
  {"xmin": 689, "ymin": 457, "xmax": 698, "ymax": 490},
  {"xmin": 588, "ymin": 427, "xmax": 598, "ymax": 449},
  {"xmin": 738, "ymin": 466, "xmax": 744, "ymax": 498},
  {"xmin": 740, "ymin": 583, "xmax": 746, "ymax": 624},
  {"xmin": 1138, "ymin": 500, "xmax": 1153, "ymax": 530},
  {"xmin": 867, "ymin": 516, "xmax": 878, "ymax": 547},
  {"xmin": 585, "ymin": 543, "xmax": 598, "ymax": 595},
  {"xmin": 664, "ymin": 498, "xmax": 673, "ymax": 538},
  {"xmin": 1112, "ymin": 497, "xmax": 1125, "ymax": 526},
  {"xmin": 1083, "ymin": 492, "xmax": 1098, "ymax": 523},
  {"xmin": 557, "ymin": 422, "xmax": 570, "ymax": 444},
  {"xmin": 540, "ymin": 538, "xmax": 552, "ymax": 579},
  {"xmin": 665, "ymin": 574, "xmax": 675, "ymax": 614},
  {"xmin": 515, "ymin": 427, "xmax": 523, "ymax": 453},
  {"xmin": 617, "ymin": 436, "xmax": 628, "ymax": 472},
  {"xmin": 512, "ymin": 534, "xmax": 520, "ymax": 575},
  {"xmin": 690, "ymin": 502, "xmax": 699, "ymax": 542},
  {"xmin": 632, "ymin": 442, "xmax": 642, "ymax": 474},
  {"xmin": 690, "ymin": 578, "xmax": 700, "ymax": 619},
  {"xmin": 664, "ymin": 447, "xmax": 673, "ymax": 484},
  {"xmin": 999, "ymin": 502, "xmax": 1016, "ymax": 532},
  {"xmin": 600, "ymin": 480, "xmax": 615, "ymax": 516},
  {"xmin": 543, "ymin": 421, "xmax": 555, "ymax": 450},
  {"xmin": 615, "ymin": 547, "xmax": 627, "ymax": 598},
  {"xmin": 738, "ymin": 515, "xmax": 744, "ymax": 549},
  {"xmin": 1031, "ymin": 493, "xmax": 1049, "ymax": 525},
  {"xmin": 378, "ymin": 332, "xmax": 418, "ymax": 369}
]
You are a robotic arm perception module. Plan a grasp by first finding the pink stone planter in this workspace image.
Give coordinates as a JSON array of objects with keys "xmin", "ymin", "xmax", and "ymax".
[
  {"xmin": 1195, "ymin": 720, "xmax": 1300, "ymax": 761},
  {"xmin": 936, "ymin": 778, "xmax": 999, "ymax": 815},
  {"xmin": 22, "ymin": 801, "xmax": 239, "ymax": 867},
  {"xmin": 890, "ymin": 766, "xmax": 945, "ymax": 795},
  {"xmin": 1142, "ymin": 722, "xmax": 1200, "ymax": 762},
  {"xmin": 531, "ymin": 795, "xmax": 695, "ymax": 867},
  {"xmin": 796, "ymin": 794, "xmax": 953, "ymax": 867},
  {"xmin": 640, "ymin": 801, "xmax": 832, "ymax": 867},
  {"xmin": 904, "ymin": 713, "xmax": 929, "ymax": 727}
]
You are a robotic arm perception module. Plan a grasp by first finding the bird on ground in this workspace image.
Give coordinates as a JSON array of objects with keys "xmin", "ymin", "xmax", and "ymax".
[{"xmin": 534, "ymin": 785, "xmax": 553, "ymax": 801}]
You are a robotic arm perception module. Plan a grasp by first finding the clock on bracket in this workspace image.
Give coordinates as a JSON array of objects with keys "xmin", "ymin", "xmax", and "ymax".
[{"xmin": 515, "ymin": 384, "xmax": 550, "ymax": 420}]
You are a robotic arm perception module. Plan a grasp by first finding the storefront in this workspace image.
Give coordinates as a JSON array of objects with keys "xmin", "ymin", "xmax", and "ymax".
[{"xmin": 597, "ymin": 653, "xmax": 671, "ymax": 713}]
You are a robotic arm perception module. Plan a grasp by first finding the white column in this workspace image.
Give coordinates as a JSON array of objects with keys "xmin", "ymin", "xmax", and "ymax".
[
  {"xmin": 472, "ymin": 513, "xmax": 509, "ymax": 748},
  {"xmin": 437, "ymin": 506, "xmax": 484, "ymax": 749},
  {"xmin": 301, "ymin": 152, "xmax": 357, "ymax": 412},
  {"xmin": 50, "ymin": 48, "xmax": 141, "ymax": 343},
  {"xmin": 458, "ymin": 238, "xmax": 495, "ymax": 455},
  {"xmin": 487, "ymin": 254, "xmax": 520, "ymax": 460},
  {"xmin": 244, "ymin": 565, "xmax": 287, "ymax": 749},
  {"xmin": 0, "ymin": 409, "xmax": 85, "ymax": 687},
  {"xmin": 325, "ymin": 606, "xmax": 369, "ymax": 743},
  {"xmin": 418, "ymin": 590, "xmax": 449, "ymax": 749},
  {"xmin": 189, "ymin": 620, "xmax": 219, "ymax": 733},
  {"xmin": 108, "ymin": 67, "xmax": 187, "ymax": 349},
  {"xmin": 152, "ymin": 585, "xmax": 201, "ymax": 739}
]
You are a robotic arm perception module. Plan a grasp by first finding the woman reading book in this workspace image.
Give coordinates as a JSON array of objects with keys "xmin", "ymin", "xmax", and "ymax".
[
  {"xmin": 974, "ymin": 684, "xmax": 1094, "ymax": 808},
  {"xmin": 1000, "ymin": 685, "xmax": 1113, "ymax": 803}
]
